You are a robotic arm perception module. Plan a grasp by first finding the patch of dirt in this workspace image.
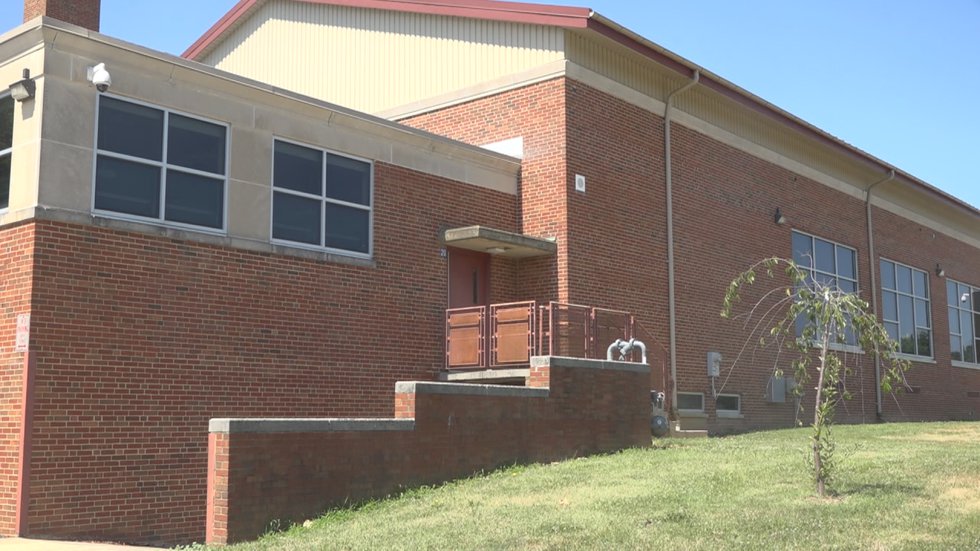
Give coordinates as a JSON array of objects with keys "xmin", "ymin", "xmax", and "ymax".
[{"xmin": 940, "ymin": 475, "xmax": 980, "ymax": 512}]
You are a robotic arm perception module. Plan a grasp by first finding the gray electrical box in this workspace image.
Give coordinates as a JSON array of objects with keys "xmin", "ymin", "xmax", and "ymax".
[
  {"xmin": 707, "ymin": 352, "xmax": 721, "ymax": 377},
  {"xmin": 767, "ymin": 376, "xmax": 786, "ymax": 403}
]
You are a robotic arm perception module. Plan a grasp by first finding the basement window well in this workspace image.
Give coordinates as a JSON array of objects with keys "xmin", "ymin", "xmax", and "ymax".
[
  {"xmin": 716, "ymin": 394, "xmax": 741, "ymax": 417},
  {"xmin": 677, "ymin": 392, "xmax": 704, "ymax": 413}
]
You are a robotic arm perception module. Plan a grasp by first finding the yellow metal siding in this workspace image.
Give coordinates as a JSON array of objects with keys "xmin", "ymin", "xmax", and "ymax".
[{"xmin": 203, "ymin": 0, "xmax": 564, "ymax": 114}]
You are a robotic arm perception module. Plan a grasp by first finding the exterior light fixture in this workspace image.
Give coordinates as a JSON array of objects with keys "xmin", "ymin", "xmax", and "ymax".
[
  {"xmin": 9, "ymin": 69, "xmax": 35, "ymax": 102},
  {"xmin": 774, "ymin": 207, "xmax": 787, "ymax": 225},
  {"xmin": 936, "ymin": 264, "xmax": 945, "ymax": 278}
]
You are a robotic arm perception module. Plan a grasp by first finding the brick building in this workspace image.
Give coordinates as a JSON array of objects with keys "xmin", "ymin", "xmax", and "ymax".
[{"xmin": 0, "ymin": 0, "xmax": 977, "ymax": 545}]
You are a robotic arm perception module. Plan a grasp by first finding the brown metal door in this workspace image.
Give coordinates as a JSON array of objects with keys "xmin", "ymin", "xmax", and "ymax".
[{"xmin": 449, "ymin": 248, "xmax": 490, "ymax": 309}]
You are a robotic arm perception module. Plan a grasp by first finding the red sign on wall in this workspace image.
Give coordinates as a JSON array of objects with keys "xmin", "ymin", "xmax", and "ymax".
[{"xmin": 15, "ymin": 313, "xmax": 30, "ymax": 353}]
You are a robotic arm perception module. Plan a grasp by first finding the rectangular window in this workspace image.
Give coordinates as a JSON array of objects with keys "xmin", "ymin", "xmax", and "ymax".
[
  {"xmin": 272, "ymin": 139, "xmax": 372, "ymax": 257},
  {"xmin": 0, "ymin": 94, "xmax": 13, "ymax": 210},
  {"xmin": 792, "ymin": 230, "xmax": 859, "ymax": 346},
  {"xmin": 93, "ymin": 96, "xmax": 227, "ymax": 230},
  {"xmin": 880, "ymin": 259, "xmax": 932, "ymax": 358},
  {"xmin": 948, "ymin": 279, "xmax": 979, "ymax": 367},
  {"xmin": 677, "ymin": 392, "xmax": 704, "ymax": 412},
  {"xmin": 716, "ymin": 394, "xmax": 741, "ymax": 416}
]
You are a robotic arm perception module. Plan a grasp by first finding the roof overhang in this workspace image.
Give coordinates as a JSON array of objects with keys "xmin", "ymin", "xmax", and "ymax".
[{"xmin": 443, "ymin": 226, "xmax": 557, "ymax": 258}]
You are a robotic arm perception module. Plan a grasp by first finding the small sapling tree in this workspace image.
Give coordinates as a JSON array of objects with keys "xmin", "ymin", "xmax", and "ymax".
[{"xmin": 720, "ymin": 257, "xmax": 908, "ymax": 497}]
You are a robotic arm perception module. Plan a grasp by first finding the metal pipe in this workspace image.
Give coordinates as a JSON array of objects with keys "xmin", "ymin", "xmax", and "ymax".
[
  {"xmin": 606, "ymin": 338, "xmax": 649, "ymax": 365},
  {"xmin": 631, "ymin": 338, "xmax": 648, "ymax": 365},
  {"xmin": 664, "ymin": 70, "xmax": 700, "ymax": 416},
  {"xmin": 607, "ymin": 339, "xmax": 623, "ymax": 361},
  {"xmin": 865, "ymin": 169, "xmax": 895, "ymax": 419}
]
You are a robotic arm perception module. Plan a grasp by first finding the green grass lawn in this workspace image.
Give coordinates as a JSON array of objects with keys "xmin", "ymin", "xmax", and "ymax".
[{"xmin": 211, "ymin": 422, "xmax": 980, "ymax": 550}]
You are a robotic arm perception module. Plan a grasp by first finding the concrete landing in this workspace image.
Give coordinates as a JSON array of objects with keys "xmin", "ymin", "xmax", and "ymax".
[{"xmin": 0, "ymin": 538, "xmax": 160, "ymax": 550}]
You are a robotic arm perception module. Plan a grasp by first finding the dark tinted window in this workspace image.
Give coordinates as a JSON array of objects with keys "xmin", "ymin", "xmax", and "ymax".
[
  {"xmin": 94, "ymin": 156, "xmax": 161, "ymax": 218},
  {"xmin": 165, "ymin": 171, "xmax": 224, "ymax": 228},
  {"xmin": 325, "ymin": 153, "xmax": 370, "ymax": 205},
  {"xmin": 274, "ymin": 141, "xmax": 322, "ymax": 195},
  {"xmin": 324, "ymin": 203, "xmax": 369, "ymax": 253},
  {"xmin": 716, "ymin": 395, "xmax": 740, "ymax": 411},
  {"xmin": 98, "ymin": 97, "xmax": 164, "ymax": 161},
  {"xmin": 0, "ymin": 95, "xmax": 13, "ymax": 151},
  {"xmin": 168, "ymin": 114, "xmax": 226, "ymax": 174},
  {"xmin": 272, "ymin": 192, "xmax": 321, "ymax": 245}
]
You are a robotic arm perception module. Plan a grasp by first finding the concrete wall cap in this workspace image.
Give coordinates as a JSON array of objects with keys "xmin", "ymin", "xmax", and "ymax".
[
  {"xmin": 395, "ymin": 380, "xmax": 549, "ymax": 398},
  {"xmin": 209, "ymin": 418, "xmax": 416, "ymax": 433},
  {"xmin": 530, "ymin": 355, "xmax": 650, "ymax": 373}
]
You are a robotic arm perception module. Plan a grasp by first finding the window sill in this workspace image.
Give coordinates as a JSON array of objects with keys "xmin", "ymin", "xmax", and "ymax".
[
  {"xmin": 894, "ymin": 354, "xmax": 935, "ymax": 364},
  {"xmin": 952, "ymin": 360, "xmax": 980, "ymax": 371},
  {"xmin": 823, "ymin": 342, "xmax": 864, "ymax": 354},
  {"xmin": 716, "ymin": 411, "xmax": 743, "ymax": 419}
]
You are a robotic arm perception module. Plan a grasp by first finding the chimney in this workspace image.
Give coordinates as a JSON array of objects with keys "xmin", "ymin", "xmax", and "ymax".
[{"xmin": 24, "ymin": 0, "xmax": 101, "ymax": 32}]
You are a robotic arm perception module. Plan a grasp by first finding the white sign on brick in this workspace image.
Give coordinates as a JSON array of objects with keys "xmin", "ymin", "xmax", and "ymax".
[{"xmin": 15, "ymin": 313, "xmax": 30, "ymax": 353}]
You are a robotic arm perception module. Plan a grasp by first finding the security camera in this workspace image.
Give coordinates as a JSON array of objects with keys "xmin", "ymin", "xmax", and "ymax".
[{"xmin": 87, "ymin": 63, "xmax": 111, "ymax": 93}]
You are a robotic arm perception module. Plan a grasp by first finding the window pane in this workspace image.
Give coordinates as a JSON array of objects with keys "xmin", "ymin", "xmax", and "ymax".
[
  {"xmin": 916, "ymin": 329, "xmax": 931, "ymax": 357},
  {"xmin": 0, "ymin": 154, "xmax": 9, "ymax": 210},
  {"xmin": 273, "ymin": 192, "xmax": 321, "ymax": 245},
  {"xmin": 0, "ymin": 95, "xmax": 13, "ymax": 151},
  {"xmin": 974, "ymin": 290, "xmax": 980, "ymax": 313},
  {"xmin": 814, "ymin": 239, "xmax": 835, "ymax": 273},
  {"xmin": 962, "ymin": 311, "xmax": 974, "ymax": 346},
  {"xmin": 912, "ymin": 270, "xmax": 928, "ymax": 299},
  {"xmin": 274, "ymin": 141, "xmax": 322, "ymax": 195},
  {"xmin": 882, "ymin": 291, "xmax": 897, "ymax": 322},
  {"xmin": 948, "ymin": 281, "xmax": 958, "ymax": 306},
  {"xmin": 838, "ymin": 279, "xmax": 856, "ymax": 294},
  {"xmin": 716, "ymin": 395, "xmax": 739, "ymax": 412},
  {"xmin": 325, "ymin": 154, "xmax": 370, "ymax": 205},
  {"xmin": 836, "ymin": 247, "xmax": 855, "ymax": 280},
  {"xmin": 949, "ymin": 306, "xmax": 961, "ymax": 334},
  {"xmin": 965, "ymin": 342, "xmax": 977, "ymax": 363},
  {"xmin": 914, "ymin": 299, "xmax": 930, "ymax": 328},
  {"xmin": 896, "ymin": 265, "xmax": 912, "ymax": 294},
  {"xmin": 94, "ymin": 155, "xmax": 160, "ymax": 218},
  {"xmin": 677, "ymin": 393, "xmax": 702, "ymax": 410},
  {"xmin": 885, "ymin": 322, "xmax": 899, "ymax": 343},
  {"xmin": 950, "ymin": 335, "xmax": 962, "ymax": 361},
  {"xmin": 880, "ymin": 260, "xmax": 895, "ymax": 290},
  {"xmin": 168, "ymin": 114, "xmax": 226, "ymax": 174},
  {"xmin": 165, "ymin": 170, "xmax": 223, "ymax": 228},
  {"xmin": 792, "ymin": 232, "xmax": 812, "ymax": 267},
  {"xmin": 958, "ymin": 284, "xmax": 970, "ymax": 306},
  {"xmin": 898, "ymin": 296, "xmax": 914, "ymax": 354},
  {"xmin": 98, "ymin": 97, "xmax": 163, "ymax": 161},
  {"xmin": 324, "ymin": 204, "xmax": 369, "ymax": 254}
]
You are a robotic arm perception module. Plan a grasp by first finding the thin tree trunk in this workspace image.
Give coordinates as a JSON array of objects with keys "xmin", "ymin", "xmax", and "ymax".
[{"xmin": 813, "ymin": 329, "xmax": 830, "ymax": 497}]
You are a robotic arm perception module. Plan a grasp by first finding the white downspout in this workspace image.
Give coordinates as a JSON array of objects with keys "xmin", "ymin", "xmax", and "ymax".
[
  {"xmin": 665, "ymin": 70, "xmax": 699, "ymax": 416},
  {"xmin": 865, "ymin": 169, "xmax": 895, "ymax": 419}
]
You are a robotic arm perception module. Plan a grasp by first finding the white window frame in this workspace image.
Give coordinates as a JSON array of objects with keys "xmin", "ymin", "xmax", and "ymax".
[
  {"xmin": 791, "ymin": 230, "xmax": 861, "ymax": 352},
  {"xmin": 91, "ymin": 94, "xmax": 230, "ymax": 234},
  {"xmin": 948, "ymin": 278, "xmax": 980, "ymax": 370},
  {"xmin": 270, "ymin": 136, "xmax": 374, "ymax": 259},
  {"xmin": 715, "ymin": 394, "xmax": 741, "ymax": 418},
  {"xmin": 676, "ymin": 392, "xmax": 704, "ymax": 413},
  {"xmin": 880, "ymin": 258, "xmax": 933, "ymax": 360},
  {"xmin": 0, "ymin": 92, "xmax": 12, "ymax": 212}
]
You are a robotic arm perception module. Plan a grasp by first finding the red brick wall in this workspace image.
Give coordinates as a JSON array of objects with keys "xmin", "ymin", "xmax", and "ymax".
[
  {"xmin": 23, "ymin": 0, "xmax": 100, "ymax": 30},
  {"xmin": 873, "ymin": 204, "xmax": 980, "ymax": 421},
  {"xmin": 21, "ymin": 163, "xmax": 520, "ymax": 545},
  {"xmin": 207, "ymin": 356, "xmax": 649, "ymax": 544},
  {"xmin": 0, "ymin": 222, "xmax": 33, "ymax": 535},
  {"xmin": 405, "ymin": 77, "xmax": 980, "ymax": 431},
  {"xmin": 401, "ymin": 79, "xmax": 568, "ymax": 306}
]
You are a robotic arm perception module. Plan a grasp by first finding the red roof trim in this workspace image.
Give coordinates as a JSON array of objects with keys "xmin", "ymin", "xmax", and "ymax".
[
  {"xmin": 184, "ymin": 0, "xmax": 260, "ymax": 59},
  {"xmin": 183, "ymin": 0, "xmax": 591, "ymax": 59}
]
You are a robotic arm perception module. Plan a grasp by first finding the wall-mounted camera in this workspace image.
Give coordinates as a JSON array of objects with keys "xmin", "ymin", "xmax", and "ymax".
[{"xmin": 87, "ymin": 63, "xmax": 111, "ymax": 93}]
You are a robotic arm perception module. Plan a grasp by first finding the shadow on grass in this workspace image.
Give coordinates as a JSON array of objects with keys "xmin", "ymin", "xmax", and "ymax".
[{"xmin": 837, "ymin": 481, "xmax": 925, "ymax": 498}]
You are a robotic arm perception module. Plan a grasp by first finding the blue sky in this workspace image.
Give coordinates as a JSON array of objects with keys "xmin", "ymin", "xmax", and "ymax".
[{"xmin": 1, "ymin": 0, "xmax": 978, "ymax": 209}]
